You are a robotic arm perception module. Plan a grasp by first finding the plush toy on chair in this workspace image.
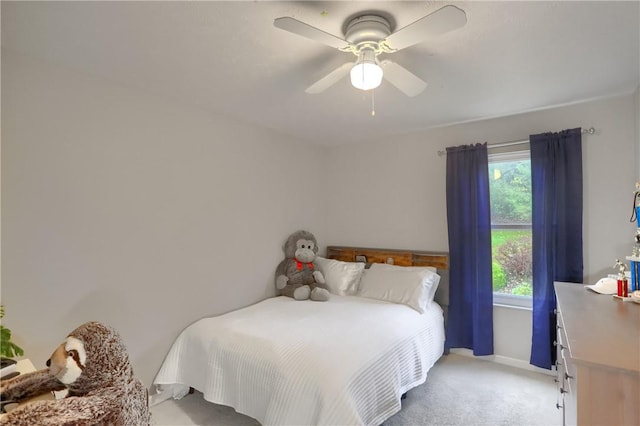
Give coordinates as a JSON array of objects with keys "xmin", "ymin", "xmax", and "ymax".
[
  {"xmin": 0, "ymin": 321, "xmax": 150, "ymax": 426},
  {"xmin": 275, "ymin": 230, "xmax": 330, "ymax": 301}
]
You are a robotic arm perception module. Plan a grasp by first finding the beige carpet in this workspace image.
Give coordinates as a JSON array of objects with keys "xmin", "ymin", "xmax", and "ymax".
[{"xmin": 150, "ymin": 353, "xmax": 562, "ymax": 425}]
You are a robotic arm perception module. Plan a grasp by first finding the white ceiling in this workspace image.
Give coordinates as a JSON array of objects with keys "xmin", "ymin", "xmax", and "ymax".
[{"xmin": 2, "ymin": 1, "xmax": 639, "ymax": 145}]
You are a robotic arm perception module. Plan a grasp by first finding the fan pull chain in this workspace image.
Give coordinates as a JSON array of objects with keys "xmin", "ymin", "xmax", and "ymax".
[{"xmin": 371, "ymin": 90, "xmax": 376, "ymax": 117}]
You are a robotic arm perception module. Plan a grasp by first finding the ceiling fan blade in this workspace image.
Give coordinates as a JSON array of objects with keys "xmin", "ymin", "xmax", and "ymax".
[
  {"xmin": 305, "ymin": 62, "xmax": 353, "ymax": 94},
  {"xmin": 380, "ymin": 60, "xmax": 427, "ymax": 97},
  {"xmin": 385, "ymin": 5, "xmax": 467, "ymax": 51},
  {"xmin": 274, "ymin": 17, "xmax": 350, "ymax": 50}
]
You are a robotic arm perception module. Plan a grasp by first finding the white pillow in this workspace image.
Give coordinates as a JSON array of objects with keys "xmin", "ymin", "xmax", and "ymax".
[
  {"xmin": 314, "ymin": 257, "xmax": 365, "ymax": 296},
  {"xmin": 358, "ymin": 265, "xmax": 441, "ymax": 313}
]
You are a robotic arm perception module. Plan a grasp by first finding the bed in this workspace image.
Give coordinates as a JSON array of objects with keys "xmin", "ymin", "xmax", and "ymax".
[{"xmin": 152, "ymin": 246, "xmax": 449, "ymax": 425}]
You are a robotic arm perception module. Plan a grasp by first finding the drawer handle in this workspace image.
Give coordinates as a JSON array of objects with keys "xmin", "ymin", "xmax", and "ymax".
[
  {"xmin": 556, "ymin": 402, "xmax": 563, "ymax": 410},
  {"xmin": 553, "ymin": 341, "xmax": 566, "ymax": 351},
  {"xmin": 560, "ymin": 387, "xmax": 568, "ymax": 394},
  {"xmin": 565, "ymin": 373, "xmax": 573, "ymax": 381},
  {"xmin": 555, "ymin": 360, "xmax": 562, "ymax": 367}
]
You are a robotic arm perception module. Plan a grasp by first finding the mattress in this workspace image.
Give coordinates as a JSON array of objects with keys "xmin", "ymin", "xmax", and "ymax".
[{"xmin": 153, "ymin": 295, "xmax": 445, "ymax": 425}]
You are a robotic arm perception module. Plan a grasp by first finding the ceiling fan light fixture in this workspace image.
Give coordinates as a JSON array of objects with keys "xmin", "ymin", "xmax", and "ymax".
[{"xmin": 350, "ymin": 49, "xmax": 383, "ymax": 91}]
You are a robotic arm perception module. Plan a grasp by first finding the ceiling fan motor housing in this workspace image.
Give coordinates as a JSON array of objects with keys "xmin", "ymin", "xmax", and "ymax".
[{"xmin": 345, "ymin": 15, "xmax": 391, "ymax": 50}]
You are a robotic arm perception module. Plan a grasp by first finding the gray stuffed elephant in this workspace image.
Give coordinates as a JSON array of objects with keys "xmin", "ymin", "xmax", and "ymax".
[{"xmin": 275, "ymin": 230, "xmax": 330, "ymax": 301}]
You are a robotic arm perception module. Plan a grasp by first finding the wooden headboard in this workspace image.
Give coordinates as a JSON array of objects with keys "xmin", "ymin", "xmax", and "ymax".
[{"xmin": 326, "ymin": 246, "xmax": 450, "ymax": 316}]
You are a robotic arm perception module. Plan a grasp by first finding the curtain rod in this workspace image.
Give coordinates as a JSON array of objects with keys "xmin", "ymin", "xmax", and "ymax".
[{"xmin": 437, "ymin": 127, "xmax": 596, "ymax": 157}]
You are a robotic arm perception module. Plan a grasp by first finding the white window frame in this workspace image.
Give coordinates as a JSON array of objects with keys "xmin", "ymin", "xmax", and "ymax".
[{"xmin": 489, "ymin": 148, "xmax": 533, "ymax": 309}]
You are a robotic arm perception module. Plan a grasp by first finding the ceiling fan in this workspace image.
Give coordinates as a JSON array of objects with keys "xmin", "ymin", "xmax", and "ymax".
[{"xmin": 274, "ymin": 5, "xmax": 466, "ymax": 97}]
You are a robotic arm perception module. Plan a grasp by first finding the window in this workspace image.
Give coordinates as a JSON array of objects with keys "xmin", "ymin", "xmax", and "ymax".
[{"xmin": 488, "ymin": 149, "xmax": 533, "ymax": 308}]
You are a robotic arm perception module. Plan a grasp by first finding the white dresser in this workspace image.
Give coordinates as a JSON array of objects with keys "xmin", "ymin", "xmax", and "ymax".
[{"xmin": 554, "ymin": 282, "xmax": 639, "ymax": 426}]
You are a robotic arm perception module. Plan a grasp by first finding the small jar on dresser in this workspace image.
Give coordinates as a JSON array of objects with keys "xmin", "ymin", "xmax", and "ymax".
[{"xmin": 554, "ymin": 281, "xmax": 639, "ymax": 426}]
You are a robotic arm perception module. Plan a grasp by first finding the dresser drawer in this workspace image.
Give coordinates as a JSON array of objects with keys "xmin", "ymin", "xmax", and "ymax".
[
  {"xmin": 556, "ymin": 320, "xmax": 576, "ymax": 395},
  {"xmin": 555, "ymin": 310, "xmax": 568, "ymax": 424},
  {"xmin": 556, "ymin": 306, "xmax": 579, "ymax": 425},
  {"xmin": 560, "ymin": 347, "xmax": 577, "ymax": 425}
]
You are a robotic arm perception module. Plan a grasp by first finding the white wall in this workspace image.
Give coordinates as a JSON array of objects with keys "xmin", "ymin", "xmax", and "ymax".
[
  {"xmin": 1, "ymin": 50, "xmax": 327, "ymax": 385},
  {"xmin": 636, "ymin": 87, "xmax": 640, "ymax": 179},
  {"xmin": 326, "ymin": 94, "xmax": 638, "ymax": 364}
]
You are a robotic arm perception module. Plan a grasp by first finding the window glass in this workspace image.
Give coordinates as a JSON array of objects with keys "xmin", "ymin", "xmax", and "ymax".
[{"xmin": 488, "ymin": 150, "xmax": 532, "ymax": 308}]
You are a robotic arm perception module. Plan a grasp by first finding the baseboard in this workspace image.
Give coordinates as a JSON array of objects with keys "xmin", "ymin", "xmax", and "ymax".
[{"xmin": 449, "ymin": 348, "xmax": 555, "ymax": 376}]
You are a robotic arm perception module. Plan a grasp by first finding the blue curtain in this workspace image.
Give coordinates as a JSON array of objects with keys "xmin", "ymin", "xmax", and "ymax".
[
  {"xmin": 445, "ymin": 143, "xmax": 494, "ymax": 355},
  {"xmin": 530, "ymin": 128, "xmax": 583, "ymax": 369}
]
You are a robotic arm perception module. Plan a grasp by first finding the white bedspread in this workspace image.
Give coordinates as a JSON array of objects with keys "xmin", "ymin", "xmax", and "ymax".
[{"xmin": 153, "ymin": 295, "xmax": 445, "ymax": 426}]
